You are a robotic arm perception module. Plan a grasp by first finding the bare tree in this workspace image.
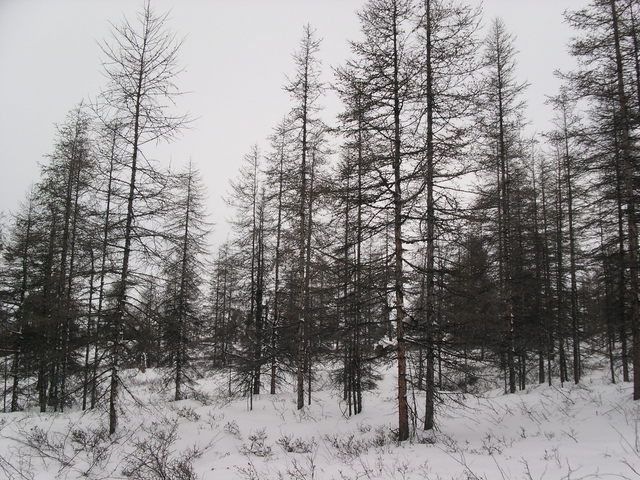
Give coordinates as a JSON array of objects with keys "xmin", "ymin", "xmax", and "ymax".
[
  {"xmin": 479, "ymin": 18, "xmax": 528, "ymax": 394},
  {"xmin": 285, "ymin": 25, "xmax": 324, "ymax": 411},
  {"xmin": 341, "ymin": 0, "xmax": 419, "ymax": 441},
  {"xmin": 565, "ymin": 0, "xmax": 640, "ymax": 399},
  {"xmin": 97, "ymin": 1, "xmax": 187, "ymax": 434}
]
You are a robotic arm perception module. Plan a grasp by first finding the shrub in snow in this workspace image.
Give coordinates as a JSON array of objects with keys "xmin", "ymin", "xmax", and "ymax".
[
  {"xmin": 122, "ymin": 421, "xmax": 198, "ymax": 480},
  {"xmin": 323, "ymin": 433, "xmax": 368, "ymax": 459},
  {"xmin": 370, "ymin": 426, "xmax": 395, "ymax": 448},
  {"xmin": 357, "ymin": 422, "xmax": 372, "ymax": 434},
  {"xmin": 189, "ymin": 389, "xmax": 214, "ymax": 406},
  {"xmin": 13, "ymin": 421, "xmax": 117, "ymax": 478},
  {"xmin": 175, "ymin": 406, "xmax": 201, "ymax": 422},
  {"xmin": 224, "ymin": 420, "xmax": 242, "ymax": 439},
  {"xmin": 277, "ymin": 434, "xmax": 317, "ymax": 453},
  {"xmin": 240, "ymin": 429, "xmax": 272, "ymax": 457},
  {"xmin": 70, "ymin": 425, "xmax": 112, "ymax": 470}
]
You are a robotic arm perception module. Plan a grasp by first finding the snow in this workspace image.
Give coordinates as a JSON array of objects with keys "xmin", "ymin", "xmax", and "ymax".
[{"xmin": 1, "ymin": 362, "xmax": 639, "ymax": 479}]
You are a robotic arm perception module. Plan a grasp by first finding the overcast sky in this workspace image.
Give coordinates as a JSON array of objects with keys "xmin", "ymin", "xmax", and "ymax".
[{"xmin": 0, "ymin": 0, "xmax": 588, "ymax": 247}]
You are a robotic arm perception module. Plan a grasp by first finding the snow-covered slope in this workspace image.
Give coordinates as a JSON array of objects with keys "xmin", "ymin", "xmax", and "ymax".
[{"xmin": 1, "ymin": 365, "xmax": 639, "ymax": 479}]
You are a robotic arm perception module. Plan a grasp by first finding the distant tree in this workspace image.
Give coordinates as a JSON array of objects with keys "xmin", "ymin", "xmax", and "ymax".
[
  {"xmin": 444, "ymin": 235, "xmax": 499, "ymax": 360},
  {"xmin": 546, "ymin": 90, "xmax": 586, "ymax": 384},
  {"xmin": 262, "ymin": 118, "xmax": 297, "ymax": 395},
  {"xmin": 49, "ymin": 104, "xmax": 94, "ymax": 412},
  {"xmin": 333, "ymin": 77, "xmax": 372, "ymax": 416},
  {"xmin": 0, "ymin": 104, "xmax": 96, "ymax": 414},
  {"xmin": 209, "ymin": 241, "xmax": 241, "ymax": 367},
  {"xmin": 161, "ymin": 163, "xmax": 209, "ymax": 401},
  {"xmin": 85, "ymin": 121, "xmax": 124, "ymax": 410},
  {"xmin": 1, "ymin": 191, "xmax": 37, "ymax": 412},
  {"xmin": 226, "ymin": 146, "xmax": 264, "ymax": 398}
]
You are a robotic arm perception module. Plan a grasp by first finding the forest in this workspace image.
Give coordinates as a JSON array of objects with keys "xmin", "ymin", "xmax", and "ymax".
[{"xmin": 0, "ymin": 0, "xmax": 639, "ymax": 478}]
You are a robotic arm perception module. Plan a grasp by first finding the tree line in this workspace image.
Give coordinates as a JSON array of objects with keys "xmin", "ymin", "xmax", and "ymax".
[{"xmin": 1, "ymin": 0, "xmax": 639, "ymax": 442}]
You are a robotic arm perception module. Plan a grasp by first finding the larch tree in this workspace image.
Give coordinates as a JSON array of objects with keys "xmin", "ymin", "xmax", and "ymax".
[
  {"xmin": 546, "ymin": 90, "xmax": 586, "ymax": 384},
  {"xmin": 97, "ymin": 1, "xmax": 187, "ymax": 433},
  {"xmin": 413, "ymin": 0, "xmax": 481, "ymax": 431},
  {"xmin": 1, "ymin": 191, "xmax": 37, "ymax": 412},
  {"xmin": 209, "ymin": 241, "xmax": 240, "ymax": 367},
  {"xmin": 342, "ymin": 0, "xmax": 420, "ymax": 440},
  {"xmin": 86, "ymin": 120, "xmax": 125, "ymax": 410},
  {"xmin": 39, "ymin": 104, "xmax": 94, "ymax": 412},
  {"xmin": 226, "ymin": 146, "xmax": 264, "ymax": 398},
  {"xmin": 284, "ymin": 24, "xmax": 324, "ymax": 411},
  {"xmin": 566, "ymin": 0, "xmax": 640, "ymax": 399},
  {"xmin": 162, "ymin": 162, "xmax": 210, "ymax": 401},
  {"xmin": 334, "ymin": 72, "xmax": 372, "ymax": 416},
  {"xmin": 478, "ymin": 18, "xmax": 528, "ymax": 394},
  {"xmin": 262, "ymin": 118, "xmax": 297, "ymax": 395}
]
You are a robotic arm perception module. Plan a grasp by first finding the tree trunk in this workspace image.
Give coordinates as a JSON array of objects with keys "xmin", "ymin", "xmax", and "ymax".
[
  {"xmin": 609, "ymin": 0, "xmax": 640, "ymax": 400},
  {"xmin": 296, "ymin": 34, "xmax": 310, "ymax": 411},
  {"xmin": 91, "ymin": 126, "xmax": 117, "ymax": 409},
  {"xmin": 391, "ymin": 1, "xmax": 409, "ymax": 441},
  {"xmin": 423, "ymin": 0, "xmax": 436, "ymax": 431}
]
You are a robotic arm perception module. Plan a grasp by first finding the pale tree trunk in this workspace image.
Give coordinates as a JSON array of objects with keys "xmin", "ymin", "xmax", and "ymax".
[
  {"xmin": 253, "ymin": 194, "xmax": 265, "ymax": 395},
  {"xmin": 295, "ymin": 29, "xmax": 312, "ymax": 411},
  {"xmin": 60, "ymin": 147, "xmax": 84, "ymax": 412},
  {"xmin": 270, "ymin": 128, "xmax": 286, "ymax": 394},
  {"xmin": 305, "ymin": 148, "xmax": 317, "ymax": 406},
  {"xmin": 555, "ymin": 154, "xmax": 568, "ymax": 384},
  {"xmin": 91, "ymin": 125, "xmax": 117, "ymax": 409},
  {"xmin": 53, "ymin": 122, "xmax": 80, "ymax": 412},
  {"xmin": 540, "ymin": 163, "xmax": 554, "ymax": 387},
  {"xmin": 82, "ymin": 251, "xmax": 96, "ymax": 410},
  {"xmin": 423, "ymin": 0, "xmax": 436, "ymax": 431},
  {"xmin": 390, "ymin": 1, "xmax": 409, "ymax": 441},
  {"xmin": 175, "ymin": 169, "xmax": 193, "ymax": 401}
]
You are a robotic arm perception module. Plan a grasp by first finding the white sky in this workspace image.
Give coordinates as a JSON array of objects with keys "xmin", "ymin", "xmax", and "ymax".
[{"xmin": 0, "ymin": 0, "xmax": 588, "ymax": 248}]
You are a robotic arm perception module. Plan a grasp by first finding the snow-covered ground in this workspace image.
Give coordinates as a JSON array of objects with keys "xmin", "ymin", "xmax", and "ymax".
[{"xmin": 1, "ymin": 362, "xmax": 639, "ymax": 479}]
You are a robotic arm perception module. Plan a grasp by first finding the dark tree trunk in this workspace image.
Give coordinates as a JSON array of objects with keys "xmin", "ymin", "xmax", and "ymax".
[{"xmin": 609, "ymin": 0, "xmax": 640, "ymax": 400}]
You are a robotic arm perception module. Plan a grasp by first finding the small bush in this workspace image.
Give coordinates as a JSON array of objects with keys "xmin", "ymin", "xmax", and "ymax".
[
  {"xmin": 224, "ymin": 420, "xmax": 241, "ymax": 439},
  {"xmin": 357, "ymin": 422, "xmax": 372, "ymax": 434},
  {"xmin": 22, "ymin": 425, "xmax": 70, "ymax": 467},
  {"xmin": 175, "ymin": 406, "xmax": 201, "ymax": 422},
  {"xmin": 370, "ymin": 426, "xmax": 394, "ymax": 448},
  {"xmin": 240, "ymin": 429, "xmax": 272, "ymax": 457},
  {"xmin": 190, "ymin": 389, "xmax": 213, "ymax": 406},
  {"xmin": 122, "ymin": 421, "xmax": 198, "ymax": 480},
  {"xmin": 15, "ymin": 421, "xmax": 117, "ymax": 477},
  {"xmin": 277, "ymin": 434, "xmax": 316, "ymax": 454},
  {"xmin": 323, "ymin": 434, "xmax": 367, "ymax": 459},
  {"xmin": 415, "ymin": 432, "xmax": 436, "ymax": 445},
  {"xmin": 70, "ymin": 425, "xmax": 111, "ymax": 469}
]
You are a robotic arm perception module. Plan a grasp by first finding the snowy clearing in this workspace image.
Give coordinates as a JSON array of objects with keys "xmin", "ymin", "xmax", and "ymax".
[{"xmin": 1, "ymin": 363, "xmax": 639, "ymax": 480}]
